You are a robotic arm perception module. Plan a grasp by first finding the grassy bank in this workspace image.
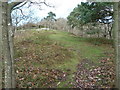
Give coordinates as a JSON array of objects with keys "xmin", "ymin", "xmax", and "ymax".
[{"xmin": 14, "ymin": 30, "xmax": 115, "ymax": 88}]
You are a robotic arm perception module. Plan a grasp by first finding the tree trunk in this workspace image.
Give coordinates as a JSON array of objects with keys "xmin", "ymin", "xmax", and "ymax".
[
  {"xmin": 0, "ymin": 1, "xmax": 3, "ymax": 89},
  {"xmin": 2, "ymin": 2, "xmax": 12, "ymax": 88},
  {"xmin": 107, "ymin": 23, "xmax": 112, "ymax": 39},
  {"xmin": 9, "ymin": 28, "xmax": 15, "ymax": 88},
  {"xmin": 8, "ymin": 9, "xmax": 15, "ymax": 88},
  {"xmin": 97, "ymin": 32, "xmax": 100, "ymax": 38},
  {"xmin": 103, "ymin": 25, "xmax": 107, "ymax": 38},
  {"xmin": 117, "ymin": 2, "xmax": 120, "ymax": 89},
  {"xmin": 113, "ymin": 2, "xmax": 120, "ymax": 89},
  {"xmin": 108, "ymin": 29, "xmax": 112, "ymax": 39}
]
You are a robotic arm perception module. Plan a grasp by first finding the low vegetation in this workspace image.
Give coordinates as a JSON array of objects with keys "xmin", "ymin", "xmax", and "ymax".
[{"xmin": 14, "ymin": 30, "xmax": 115, "ymax": 88}]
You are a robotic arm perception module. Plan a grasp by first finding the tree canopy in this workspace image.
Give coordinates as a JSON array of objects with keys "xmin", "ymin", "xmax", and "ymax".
[
  {"xmin": 44, "ymin": 11, "xmax": 56, "ymax": 21},
  {"xmin": 67, "ymin": 2, "xmax": 113, "ymax": 28}
]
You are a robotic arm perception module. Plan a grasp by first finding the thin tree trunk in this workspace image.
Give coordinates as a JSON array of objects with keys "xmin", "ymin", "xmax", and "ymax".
[
  {"xmin": 113, "ymin": 2, "xmax": 120, "ymax": 89},
  {"xmin": 107, "ymin": 23, "xmax": 112, "ymax": 39},
  {"xmin": 107, "ymin": 24, "xmax": 110, "ymax": 39},
  {"xmin": 104, "ymin": 25, "xmax": 107, "ymax": 38},
  {"xmin": 97, "ymin": 32, "xmax": 100, "ymax": 38},
  {"xmin": 117, "ymin": 2, "xmax": 120, "ymax": 89},
  {"xmin": 8, "ymin": 13, "xmax": 15, "ymax": 88},
  {"xmin": 109, "ymin": 30, "xmax": 112, "ymax": 39},
  {"xmin": 8, "ymin": 10, "xmax": 15, "ymax": 88},
  {"xmin": 0, "ymin": 1, "xmax": 3, "ymax": 89},
  {"xmin": 2, "ymin": 2, "xmax": 12, "ymax": 88},
  {"xmin": 9, "ymin": 28, "xmax": 15, "ymax": 88}
]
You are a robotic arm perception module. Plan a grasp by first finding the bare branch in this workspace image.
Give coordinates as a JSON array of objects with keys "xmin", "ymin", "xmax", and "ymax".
[
  {"xmin": 8, "ymin": 0, "xmax": 27, "ymax": 11},
  {"xmin": 9, "ymin": 0, "xmax": 54, "ymax": 11},
  {"xmin": 28, "ymin": 0, "xmax": 54, "ymax": 8},
  {"xmin": 18, "ymin": 8, "xmax": 25, "ymax": 17},
  {"xmin": 12, "ymin": 1, "xmax": 27, "ymax": 10}
]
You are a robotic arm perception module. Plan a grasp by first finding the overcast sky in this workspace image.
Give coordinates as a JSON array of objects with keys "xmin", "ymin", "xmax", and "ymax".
[{"xmin": 34, "ymin": 0, "xmax": 86, "ymax": 19}]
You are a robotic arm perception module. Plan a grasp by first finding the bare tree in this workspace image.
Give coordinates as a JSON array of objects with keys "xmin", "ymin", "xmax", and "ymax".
[
  {"xmin": 12, "ymin": 9, "xmax": 36, "ymax": 31},
  {"xmin": 0, "ymin": 0, "xmax": 52, "ymax": 88},
  {"xmin": 54, "ymin": 18, "xmax": 70, "ymax": 31}
]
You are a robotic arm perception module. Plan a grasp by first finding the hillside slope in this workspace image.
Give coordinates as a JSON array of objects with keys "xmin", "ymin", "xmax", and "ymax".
[{"xmin": 14, "ymin": 30, "xmax": 115, "ymax": 88}]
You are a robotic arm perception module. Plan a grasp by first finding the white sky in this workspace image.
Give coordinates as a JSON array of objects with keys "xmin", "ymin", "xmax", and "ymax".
[{"xmin": 34, "ymin": 0, "xmax": 86, "ymax": 19}]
